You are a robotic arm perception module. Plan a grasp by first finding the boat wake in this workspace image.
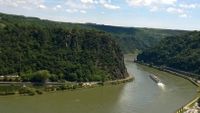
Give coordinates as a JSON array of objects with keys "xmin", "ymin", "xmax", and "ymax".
[
  {"xmin": 157, "ymin": 82, "xmax": 165, "ymax": 88},
  {"xmin": 149, "ymin": 74, "xmax": 166, "ymax": 89}
]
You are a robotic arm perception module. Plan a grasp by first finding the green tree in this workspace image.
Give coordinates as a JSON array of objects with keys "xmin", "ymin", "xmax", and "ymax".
[{"xmin": 30, "ymin": 70, "xmax": 50, "ymax": 83}]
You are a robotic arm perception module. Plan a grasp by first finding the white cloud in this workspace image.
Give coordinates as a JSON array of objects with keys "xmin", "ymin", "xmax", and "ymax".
[
  {"xmin": 166, "ymin": 7, "xmax": 189, "ymax": 18},
  {"xmin": 65, "ymin": 0, "xmax": 92, "ymax": 9},
  {"xmin": 179, "ymin": 14, "xmax": 187, "ymax": 18},
  {"xmin": 0, "ymin": 0, "xmax": 47, "ymax": 9},
  {"xmin": 56, "ymin": 5, "xmax": 62, "ymax": 9},
  {"xmin": 179, "ymin": 4, "xmax": 197, "ymax": 9},
  {"xmin": 125, "ymin": 0, "xmax": 200, "ymax": 18},
  {"xmin": 125, "ymin": 0, "xmax": 189, "ymax": 18},
  {"xmin": 98, "ymin": 0, "xmax": 120, "ymax": 10},
  {"xmin": 150, "ymin": 6, "xmax": 158, "ymax": 12},
  {"xmin": 0, "ymin": 0, "xmax": 119, "ymax": 13},
  {"xmin": 161, "ymin": 0, "xmax": 177, "ymax": 5},
  {"xmin": 0, "ymin": 0, "xmax": 43, "ymax": 6},
  {"xmin": 66, "ymin": 9, "xmax": 87, "ymax": 14},
  {"xmin": 166, "ymin": 7, "xmax": 184, "ymax": 14},
  {"xmin": 103, "ymin": 3, "xmax": 120, "ymax": 10},
  {"xmin": 53, "ymin": 5, "xmax": 62, "ymax": 10},
  {"xmin": 80, "ymin": 0, "xmax": 97, "ymax": 4},
  {"xmin": 80, "ymin": 10, "xmax": 87, "ymax": 13},
  {"xmin": 126, "ymin": 0, "xmax": 177, "ymax": 6},
  {"xmin": 99, "ymin": 0, "xmax": 107, "ymax": 4},
  {"xmin": 65, "ymin": 0, "xmax": 120, "ymax": 11},
  {"xmin": 64, "ymin": 0, "xmax": 92, "ymax": 14},
  {"xmin": 38, "ymin": 4, "xmax": 46, "ymax": 9},
  {"xmin": 66, "ymin": 9, "xmax": 78, "ymax": 13},
  {"xmin": 126, "ymin": 0, "xmax": 179, "ymax": 14}
]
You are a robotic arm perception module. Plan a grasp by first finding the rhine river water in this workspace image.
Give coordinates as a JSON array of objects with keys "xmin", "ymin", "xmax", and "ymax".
[{"xmin": 0, "ymin": 55, "xmax": 197, "ymax": 113}]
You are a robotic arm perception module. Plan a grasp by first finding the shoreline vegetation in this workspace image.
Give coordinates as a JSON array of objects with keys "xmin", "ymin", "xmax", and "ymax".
[
  {"xmin": 135, "ymin": 61, "xmax": 200, "ymax": 113},
  {"xmin": 0, "ymin": 75, "xmax": 134, "ymax": 96}
]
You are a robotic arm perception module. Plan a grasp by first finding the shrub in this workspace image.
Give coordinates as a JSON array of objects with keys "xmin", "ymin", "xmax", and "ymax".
[
  {"xmin": 18, "ymin": 87, "xmax": 35, "ymax": 96},
  {"xmin": 35, "ymin": 89, "xmax": 43, "ymax": 95}
]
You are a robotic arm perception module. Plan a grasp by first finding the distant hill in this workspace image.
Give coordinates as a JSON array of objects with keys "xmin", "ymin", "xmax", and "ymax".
[
  {"xmin": 0, "ymin": 12, "xmax": 188, "ymax": 53},
  {"xmin": 85, "ymin": 23, "xmax": 188, "ymax": 53},
  {"xmin": 137, "ymin": 31, "xmax": 200, "ymax": 75},
  {"xmin": 0, "ymin": 12, "xmax": 128, "ymax": 82}
]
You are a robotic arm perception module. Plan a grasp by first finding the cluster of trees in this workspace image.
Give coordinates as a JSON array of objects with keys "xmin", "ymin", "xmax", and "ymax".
[
  {"xmin": 0, "ymin": 13, "xmax": 128, "ymax": 83},
  {"xmin": 137, "ymin": 31, "xmax": 200, "ymax": 75},
  {"xmin": 21, "ymin": 70, "xmax": 50, "ymax": 83}
]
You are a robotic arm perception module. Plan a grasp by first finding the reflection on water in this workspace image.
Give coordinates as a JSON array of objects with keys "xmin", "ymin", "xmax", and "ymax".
[{"xmin": 0, "ymin": 56, "xmax": 197, "ymax": 113}]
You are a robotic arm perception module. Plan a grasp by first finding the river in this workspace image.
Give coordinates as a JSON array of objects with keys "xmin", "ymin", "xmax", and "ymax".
[{"xmin": 0, "ymin": 55, "xmax": 197, "ymax": 113}]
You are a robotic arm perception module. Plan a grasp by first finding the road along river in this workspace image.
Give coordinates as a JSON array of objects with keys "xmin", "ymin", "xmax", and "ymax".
[{"xmin": 0, "ymin": 55, "xmax": 197, "ymax": 113}]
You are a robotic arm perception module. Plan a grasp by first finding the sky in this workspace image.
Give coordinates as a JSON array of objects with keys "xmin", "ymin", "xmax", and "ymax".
[{"xmin": 0, "ymin": 0, "xmax": 200, "ymax": 30}]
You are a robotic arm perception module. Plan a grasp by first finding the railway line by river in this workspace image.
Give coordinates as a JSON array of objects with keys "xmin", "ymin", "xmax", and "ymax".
[{"xmin": 0, "ymin": 55, "xmax": 197, "ymax": 113}]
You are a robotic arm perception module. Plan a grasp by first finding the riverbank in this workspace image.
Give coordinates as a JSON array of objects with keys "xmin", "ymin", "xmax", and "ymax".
[
  {"xmin": 103, "ymin": 76, "xmax": 134, "ymax": 85},
  {"xmin": 135, "ymin": 61, "xmax": 200, "ymax": 113},
  {"xmin": 175, "ymin": 95, "xmax": 200, "ymax": 113},
  {"xmin": 0, "ymin": 75, "xmax": 134, "ymax": 96}
]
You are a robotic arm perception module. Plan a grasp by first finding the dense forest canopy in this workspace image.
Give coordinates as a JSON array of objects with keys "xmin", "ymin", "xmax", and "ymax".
[
  {"xmin": 0, "ymin": 13, "xmax": 128, "ymax": 82},
  {"xmin": 137, "ymin": 31, "xmax": 200, "ymax": 75}
]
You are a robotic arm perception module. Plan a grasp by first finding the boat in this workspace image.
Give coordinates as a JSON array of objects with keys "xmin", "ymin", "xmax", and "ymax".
[{"xmin": 149, "ymin": 74, "xmax": 161, "ymax": 83}]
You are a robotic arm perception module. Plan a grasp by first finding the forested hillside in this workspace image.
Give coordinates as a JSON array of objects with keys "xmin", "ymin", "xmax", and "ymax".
[
  {"xmin": 0, "ymin": 12, "xmax": 190, "ymax": 82},
  {"xmin": 85, "ymin": 23, "xmax": 188, "ymax": 53},
  {"xmin": 0, "ymin": 13, "xmax": 128, "ymax": 82},
  {"xmin": 137, "ymin": 31, "xmax": 200, "ymax": 75},
  {"xmin": 0, "ymin": 13, "xmax": 188, "ymax": 54}
]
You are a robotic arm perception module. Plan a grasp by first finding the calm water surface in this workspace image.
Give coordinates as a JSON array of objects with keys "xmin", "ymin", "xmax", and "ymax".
[{"xmin": 0, "ymin": 55, "xmax": 197, "ymax": 113}]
